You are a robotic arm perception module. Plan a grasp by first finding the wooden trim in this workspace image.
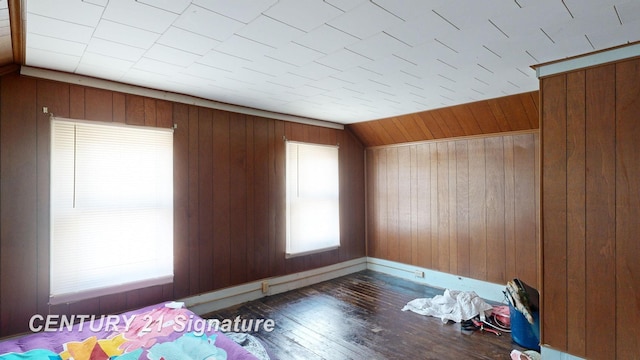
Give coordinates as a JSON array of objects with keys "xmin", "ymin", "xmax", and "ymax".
[
  {"xmin": 365, "ymin": 128, "xmax": 539, "ymax": 150},
  {"xmin": 20, "ymin": 66, "xmax": 344, "ymax": 130},
  {"xmin": 0, "ymin": 64, "xmax": 19, "ymax": 77},
  {"xmin": 8, "ymin": 0, "xmax": 24, "ymax": 64},
  {"xmin": 534, "ymin": 41, "xmax": 640, "ymax": 78}
]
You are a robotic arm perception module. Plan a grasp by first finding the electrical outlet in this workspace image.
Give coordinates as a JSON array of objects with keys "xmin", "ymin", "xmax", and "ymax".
[
  {"xmin": 261, "ymin": 281, "xmax": 269, "ymax": 293},
  {"xmin": 414, "ymin": 270, "xmax": 425, "ymax": 278}
]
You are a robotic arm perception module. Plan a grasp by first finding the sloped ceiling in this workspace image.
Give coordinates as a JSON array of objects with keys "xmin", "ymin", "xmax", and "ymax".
[
  {"xmin": 349, "ymin": 90, "xmax": 538, "ymax": 147},
  {"xmin": 17, "ymin": 1, "xmax": 640, "ymax": 122},
  {"xmin": 1, "ymin": 1, "xmax": 639, "ymax": 145}
]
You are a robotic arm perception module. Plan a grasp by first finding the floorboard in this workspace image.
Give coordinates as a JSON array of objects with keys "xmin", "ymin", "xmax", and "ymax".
[{"xmin": 202, "ymin": 270, "xmax": 528, "ymax": 359}]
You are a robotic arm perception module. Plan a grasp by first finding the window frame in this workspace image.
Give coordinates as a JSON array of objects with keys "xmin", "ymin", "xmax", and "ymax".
[
  {"xmin": 285, "ymin": 140, "xmax": 341, "ymax": 258},
  {"xmin": 49, "ymin": 117, "xmax": 174, "ymax": 305}
]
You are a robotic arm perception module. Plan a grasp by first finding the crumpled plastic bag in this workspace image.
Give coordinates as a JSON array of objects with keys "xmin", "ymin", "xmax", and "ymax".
[{"xmin": 402, "ymin": 289, "xmax": 493, "ymax": 323}]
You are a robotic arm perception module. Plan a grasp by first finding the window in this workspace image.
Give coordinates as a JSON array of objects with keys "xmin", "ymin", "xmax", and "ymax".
[
  {"xmin": 285, "ymin": 141, "xmax": 340, "ymax": 257},
  {"xmin": 50, "ymin": 118, "xmax": 173, "ymax": 304}
]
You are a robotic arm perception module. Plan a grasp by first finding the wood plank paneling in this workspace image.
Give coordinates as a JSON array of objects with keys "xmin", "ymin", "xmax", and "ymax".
[
  {"xmin": 85, "ymin": 87, "xmax": 112, "ymax": 122},
  {"xmin": 35, "ymin": 80, "xmax": 70, "ymax": 317},
  {"xmin": 541, "ymin": 74, "xmax": 568, "ymax": 350},
  {"xmin": 513, "ymin": 134, "xmax": 537, "ymax": 286},
  {"xmin": 187, "ymin": 105, "xmax": 200, "ymax": 295},
  {"xmin": 349, "ymin": 91, "xmax": 539, "ymax": 147},
  {"xmin": 229, "ymin": 113, "xmax": 248, "ymax": 285},
  {"xmin": 565, "ymin": 71, "xmax": 586, "ymax": 356},
  {"xmin": 366, "ymin": 131, "xmax": 539, "ymax": 286},
  {"xmin": 485, "ymin": 136, "xmax": 505, "ymax": 284},
  {"xmin": 172, "ymin": 103, "xmax": 190, "ymax": 299},
  {"xmin": 454, "ymin": 141, "xmax": 470, "ymax": 278},
  {"xmin": 0, "ymin": 74, "xmax": 366, "ymax": 337},
  {"xmin": 584, "ymin": 64, "xmax": 616, "ymax": 360},
  {"xmin": 540, "ymin": 56, "xmax": 640, "ymax": 359},
  {"xmin": 415, "ymin": 143, "xmax": 431, "ymax": 269},
  {"xmin": 0, "ymin": 74, "xmax": 37, "ymax": 336},
  {"xmin": 125, "ymin": 94, "xmax": 145, "ymax": 126},
  {"xmin": 197, "ymin": 108, "xmax": 214, "ymax": 292},
  {"xmin": 212, "ymin": 110, "xmax": 231, "ymax": 289},
  {"xmin": 615, "ymin": 58, "xmax": 640, "ymax": 360},
  {"xmin": 468, "ymin": 138, "xmax": 487, "ymax": 281}
]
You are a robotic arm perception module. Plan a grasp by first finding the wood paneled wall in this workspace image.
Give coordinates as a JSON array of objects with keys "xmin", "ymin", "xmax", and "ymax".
[
  {"xmin": 349, "ymin": 91, "xmax": 539, "ymax": 147},
  {"xmin": 366, "ymin": 131, "xmax": 539, "ymax": 286},
  {"xmin": 540, "ymin": 57, "xmax": 640, "ymax": 359},
  {"xmin": 0, "ymin": 72, "xmax": 366, "ymax": 337}
]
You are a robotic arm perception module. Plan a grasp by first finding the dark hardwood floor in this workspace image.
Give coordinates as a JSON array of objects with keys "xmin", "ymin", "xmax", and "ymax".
[{"xmin": 203, "ymin": 270, "xmax": 528, "ymax": 360}]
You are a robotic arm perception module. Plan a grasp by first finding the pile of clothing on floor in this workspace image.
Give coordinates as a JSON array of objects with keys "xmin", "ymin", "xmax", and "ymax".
[{"xmin": 401, "ymin": 289, "xmax": 511, "ymax": 335}]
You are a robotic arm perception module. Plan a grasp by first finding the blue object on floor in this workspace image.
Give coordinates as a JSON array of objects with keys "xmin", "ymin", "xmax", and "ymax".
[{"xmin": 509, "ymin": 303, "xmax": 540, "ymax": 351}]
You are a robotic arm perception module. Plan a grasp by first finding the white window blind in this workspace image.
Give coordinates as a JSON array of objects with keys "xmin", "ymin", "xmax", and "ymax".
[
  {"xmin": 286, "ymin": 141, "xmax": 340, "ymax": 257},
  {"xmin": 50, "ymin": 118, "xmax": 173, "ymax": 305}
]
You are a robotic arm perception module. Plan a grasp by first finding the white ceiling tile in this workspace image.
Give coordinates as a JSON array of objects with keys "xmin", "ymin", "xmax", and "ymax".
[
  {"xmin": 324, "ymin": 0, "xmax": 367, "ymax": 12},
  {"xmin": 346, "ymin": 32, "xmax": 411, "ymax": 60},
  {"xmin": 616, "ymin": 1, "xmax": 640, "ymax": 24},
  {"xmin": 137, "ymin": 0, "xmax": 191, "ymax": 14},
  {"xmin": 76, "ymin": 62, "xmax": 127, "ymax": 81},
  {"xmin": 432, "ymin": 1, "xmax": 502, "ymax": 30},
  {"xmin": 121, "ymin": 68, "xmax": 170, "ymax": 90},
  {"xmin": 588, "ymin": 18, "xmax": 640, "ymax": 49},
  {"xmin": 144, "ymin": 44, "xmax": 200, "ymax": 67},
  {"xmin": 289, "ymin": 84, "xmax": 328, "ymax": 97},
  {"xmin": 225, "ymin": 67, "xmax": 274, "ymax": 84},
  {"xmin": 359, "ymin": 55, "xmax": 417, "ymax": 76},
  {"xmin": 327, "ymin": 1, "xmax": 405, "ymax": 39},
  {"xmin": 21, "ymin": 0, "xmax": 640, "ymax": 124},
  {"xmin": 86, "ymin": 38, "xmax": 146, "ymax": 62},
  {"xmin": 294, "ymin": 24, "xmax": 359, "ymax": 54},
  {"xmin": 174, "ymin": 5, "xmax": 244, "ymax": 41},
  {"xmin": 26, "ymin": 47, "xmax": 80, "ymax": 73},
  {"xmin": 83, "ymin": 0, "xmax": 108, "ymax": 6},
  {"xmin": 289, "ymin": 61, "xmax": 339, "ymax": 80},
  {"xmin": 215, "ymin": 35, "xmax": 275, "ymax": 61},
  {"xmin": 94, "ymin": 20, "xmax": 160, "ymax": 49},
  {"xmin": 236, "ymin": 15, "xmax": 305, "ymax": 48},
  {"xmin": 384, "ymin": 11, "xmax": 452, "ymax": 47},
  {"xmin": 102, "ymin": 0, "xmax": 178, "ymax": 33},
  {"xmin": 264, "ymin": 0, "xmax": 343, "ymax": 32},
  {"xmin": 134, "ymin": 57, "xmax": 185, "ymax": 75},
  {"xmin": 26, "ymin": 13, "xmax": 94, "ymax": 43},
  {"xmin": 158, "ymin": 27, "xmax": 220, "ymax": 56},
  {"xmin": 266, "ymin": 42, "xmax": 324, "ymax": 66},
  {"xmin": 490, "ymin": 1, "xmax": 571, "ymax": 38},
  {"xmin": 372, "ymin": 0, "xmax": 447, "ymax": 21},
  {"xmin": 198, "ymin": 50, "xmax": 251, "ymax": 71},
  {"xmin": 316, "ymin": 48, "xmax": 372, "ymax": 71},
  {"xmin": 330, "ymin": 66, "xmax": 381, "ymax": 84},
  {"xmin": 27, "ymin": 33, "xmax": 86, "ymax": 56},
  {"xmin": 311, "ymin": 76, "xmax": 353, "ymax": 91},
  {"xmin": 192, "ymin": 0, "xmax": 277, "ymax": 23},
  {"xmin": 267, "ymin": 72, "xmax": 312, "ymax": 88},
  {"xmin": 244, "ymin": 56, "xmax": 297, "ymax": 76},
  {"xmin": 183, "ymin": 62, "xmax": 233, "ymax": 81},
  {"xmin": 80, "ymin": 52, "xmax": 134, "ymax": 72},
  {"xmin": 27, "ymin": 0, "xmax": 103, "ymax": 27}
]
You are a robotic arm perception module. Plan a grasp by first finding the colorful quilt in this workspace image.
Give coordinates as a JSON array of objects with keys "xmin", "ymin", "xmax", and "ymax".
[{"xmin": 0, "ymin": 303, "xmax": 261, "ymax": 360}]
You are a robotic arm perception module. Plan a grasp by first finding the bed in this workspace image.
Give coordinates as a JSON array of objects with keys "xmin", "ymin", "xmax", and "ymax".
[{"xmin": 0, "ymin": 302, "xmax": 268, "ymax": 359}]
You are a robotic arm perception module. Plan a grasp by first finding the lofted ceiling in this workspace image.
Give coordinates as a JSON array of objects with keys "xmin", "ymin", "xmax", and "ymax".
[{"xmin": 2, "ymin": 1, "xmax": 640, "ymax": 125}]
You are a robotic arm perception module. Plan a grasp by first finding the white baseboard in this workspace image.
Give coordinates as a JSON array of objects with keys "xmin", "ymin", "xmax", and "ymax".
[
  {"xmin": 366, "ymin": 257, "xmax": 506, "ymax": 303},
  {"xmin": 182, "ymin": 256, "xmax": 508, "ymax": 316},
  {"xmin": 540, "ymin": 346, "xmax": 585, "ymax": 360},
  {"xmin": 182, "ymin": 257, "xmax": 367, "ymax": 315}
]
